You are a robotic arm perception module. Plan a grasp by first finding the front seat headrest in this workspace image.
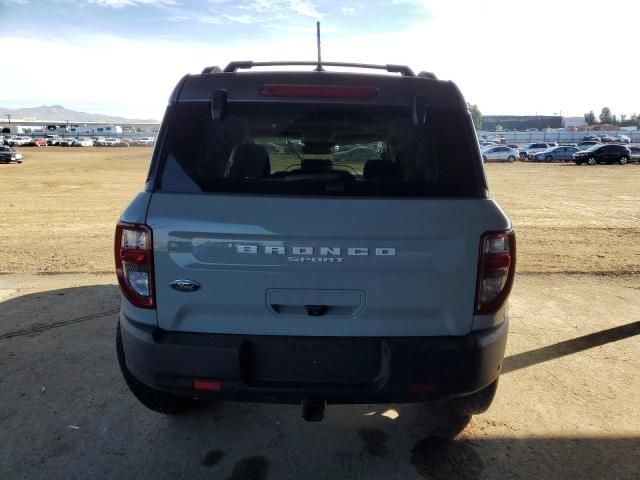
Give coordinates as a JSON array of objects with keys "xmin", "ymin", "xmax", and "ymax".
[{"xmin": 225, "ymin": 144, "xmax": 271, "ymax": 179}]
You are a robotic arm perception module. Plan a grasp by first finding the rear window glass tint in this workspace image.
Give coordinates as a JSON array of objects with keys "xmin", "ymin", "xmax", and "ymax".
[{"xmin": 157, "ymin": 102, "xmax": 484, "ymax": 197}]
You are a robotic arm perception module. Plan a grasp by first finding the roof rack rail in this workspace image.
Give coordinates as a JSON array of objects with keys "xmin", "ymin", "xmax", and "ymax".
[{"xmin": 222, "ymin": 61, "xmax": 416, "ymax": 77}]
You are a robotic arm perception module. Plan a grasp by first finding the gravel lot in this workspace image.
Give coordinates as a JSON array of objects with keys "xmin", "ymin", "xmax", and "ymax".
[{"xmin": 0, "ymin": 149, "xmax": 639, "ymax": 479}]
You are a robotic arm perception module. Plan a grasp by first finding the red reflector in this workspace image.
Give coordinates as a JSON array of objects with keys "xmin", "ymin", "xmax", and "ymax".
[
  {"xmin": 485, "ymin": 254, "xmax": 511, "ymax": 270},
  {"xmin": 261, "ymin": 85, "xmax": 379, "ymax": 98},
  {"xmin": 408, "ymin": 384, "xmax": 434, "ymax": 394},
  {"xmin": 192, "ymin": 380, "xmax": 222, "ymax": 391},
  {"xmin": 120, "ymin": 248, "xmax": 146, "ymax": 263}
]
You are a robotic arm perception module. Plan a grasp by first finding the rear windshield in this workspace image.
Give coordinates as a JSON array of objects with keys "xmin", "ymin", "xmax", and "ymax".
[{"xmin": 156, "ymin": 102, "xmax": 484, "ymax": 197}]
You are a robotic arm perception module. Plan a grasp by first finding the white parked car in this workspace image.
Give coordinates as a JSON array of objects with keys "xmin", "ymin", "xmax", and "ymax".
[
  {"xmin": 8, "ymin": 136, "xmax": 32, "ymax": 146},
  {"xmin": 518, "ymin": 142, "xmax": 558, "ymax": 160},
  {"xmin": 96, "ymin": 137, "xmax": 121, "ymax": 146},
  {"xmin": 58, "ymin": 137, "xmax": 78, "ymax": 147},
  {"xmin": 74, "ymin": 137, "xmax": 94, "ymax": 147},
  {"xmin": 613, "ymin": 134, "xmax": 631, "ymax": 144},
  {"xmin": 137, "ymin": 136, "xmax": 156, "ymax": 146},
  {"xmin": 481, "ymin": 145, "xmax": 518, "ymax": 162}
]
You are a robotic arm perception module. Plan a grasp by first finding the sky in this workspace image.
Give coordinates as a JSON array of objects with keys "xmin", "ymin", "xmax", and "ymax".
[{"xmin": 0, "ymin": 0, "xmax": 639, "ymax": 120}]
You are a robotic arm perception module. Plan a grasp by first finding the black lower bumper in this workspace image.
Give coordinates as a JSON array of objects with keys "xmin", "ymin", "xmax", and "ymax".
[{"xmin": 120, "ymin": 314, "xmax": 508, "ymax": 404}]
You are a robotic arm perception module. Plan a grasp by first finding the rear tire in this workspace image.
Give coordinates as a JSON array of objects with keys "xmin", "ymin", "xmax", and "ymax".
[
  {"xmin": 587, "ymin": 157, "xmax": 596, "ymax": 165},
  {"xmin": 619, "ymin": 156, "xmax": 628, "ymax": 165},
  {"xmin": 445, "ymin": 379, "xmax": 499, "ymax": 416},
  {"xmin": 507, "ymin": 155, "xmax": 515, "ymax": 162},
  {"xmin": 116, "ymin": 323, "xmax": 202, "ymax": 415},
  {"xmin": 545, "ymin": 155, "xmax": 553, "ymax": 162}
]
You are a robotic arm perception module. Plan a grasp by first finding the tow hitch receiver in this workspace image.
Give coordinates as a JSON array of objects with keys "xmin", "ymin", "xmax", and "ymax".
[{"xmin": 302, "ymin": 398, "xmax": 326, "ymax": 422}]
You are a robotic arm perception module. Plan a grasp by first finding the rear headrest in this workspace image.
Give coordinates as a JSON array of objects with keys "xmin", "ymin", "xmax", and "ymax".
[
  {"xmin": 225, "ymin": 144, "xmax": 271, "ymax": 179},
  {"xmin": 363, "ymin": 160, "xmax": 402, "ymax": 180},
  {"xmin": 301, "ymin": 159, "xmax": 333, "ymax": 173}
]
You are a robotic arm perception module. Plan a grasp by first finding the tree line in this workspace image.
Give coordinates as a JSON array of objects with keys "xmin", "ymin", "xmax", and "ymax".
[{"xmin": 584, "ymin": 108, "xmax": 639, "ymax": 127}]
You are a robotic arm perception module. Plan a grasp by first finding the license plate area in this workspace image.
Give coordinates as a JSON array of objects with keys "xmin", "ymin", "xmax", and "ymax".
[{"xmin": 241, "ymin": 337, "xmax": 390, "ymax": 390}]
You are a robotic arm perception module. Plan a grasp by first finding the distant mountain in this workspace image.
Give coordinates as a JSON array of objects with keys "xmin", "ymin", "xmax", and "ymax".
[{"xmin": 0, "ymin": 105, "xmax": 158, "ymax": 123}]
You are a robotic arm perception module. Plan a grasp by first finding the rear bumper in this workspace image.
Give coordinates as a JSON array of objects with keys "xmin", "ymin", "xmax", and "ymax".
[{"xmin": 120, "ymin": 313, "xmax": 508, "ymax": 404}]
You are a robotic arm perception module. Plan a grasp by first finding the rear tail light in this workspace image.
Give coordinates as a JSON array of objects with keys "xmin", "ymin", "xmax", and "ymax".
[
  {"xmin": 261, "ymin": 85, "xmax": 379, "ymax": 98},
  {"xmin": 475, "ymin": 230, "xmax": 516, "ymax": 315},
  {"xmin": 115, "ymin": 222, "xmax": 155, "ymax": 309}
]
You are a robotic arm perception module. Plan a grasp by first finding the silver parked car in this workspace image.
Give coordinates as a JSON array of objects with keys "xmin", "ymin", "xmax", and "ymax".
[
  {"xmin": 481, "ymin": 145, "xmax": 518, "ymax": 162},
  {"xmin": 533, "ymin": 145, "xmax": 580, "ymax": 162}
]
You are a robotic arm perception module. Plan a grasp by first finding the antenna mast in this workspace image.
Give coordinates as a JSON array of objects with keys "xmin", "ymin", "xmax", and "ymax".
[{"xmin": 315, "ymin": 21, "xmax": 324, "ymax": 71}]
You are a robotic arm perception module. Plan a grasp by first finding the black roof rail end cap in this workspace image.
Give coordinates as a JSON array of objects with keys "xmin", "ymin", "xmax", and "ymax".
[
  {"xmin": 202, "ymin": 66, "xmax": 223, "ymax": 74},
  {"xmin": 417, "ymin": 71, "xmax": 438, "ymax": 79}
]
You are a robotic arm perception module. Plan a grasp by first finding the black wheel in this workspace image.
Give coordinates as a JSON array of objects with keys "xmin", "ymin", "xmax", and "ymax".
[
  {"xmin": 116, "ymin": 323, "xmax": 202, "ymax": 415},
  {"xmin": 587, "ymin": 157, "xmax": 596, "ymax": 165},
  {"xmin": 416, "ymin": 404, "xmax": 472, "ymax": 440},
  {"xmin": 618, "ymin": 156, "xmax": 629, "ymax": 165},
  {"xmin": 545, "ymin": 155, "xmax": 553, "ymax": 162},
  {"xmin": 445, "ymin": 379, "xmax": 499, "ymax": 416},
  {"xmin": 519, "ymin": 152, "xmax": 527, "ymax": 160}
]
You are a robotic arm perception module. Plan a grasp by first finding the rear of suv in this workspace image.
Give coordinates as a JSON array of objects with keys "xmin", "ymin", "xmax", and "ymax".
[{"xmin": 115, "ymin": 61, "xmax": 515, "ymax": 426}]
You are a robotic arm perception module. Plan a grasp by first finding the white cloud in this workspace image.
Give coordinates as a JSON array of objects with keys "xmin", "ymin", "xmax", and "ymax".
[
  {"xmin": 289, "ymin": 0, "xmax": 321, "ymax": 18},
  {"xmin": 0, "ymin": 0, "xmax": 29, "ymax": 5},
  {"xmin": 207, "ymin": 0, "xmax": 322, "ymax": 23},
  {"xmin": 340, "ymin": 6, "xmax": 356, "ymax": 15},
  {"xmin": 223, "ymin": 13, "xmax": 260, "ymax": 24}
]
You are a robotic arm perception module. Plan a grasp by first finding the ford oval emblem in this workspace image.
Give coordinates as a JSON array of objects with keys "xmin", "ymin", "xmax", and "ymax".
[{"xmin": 169, "ymin": 279, "xmax": 201, "ymax": 293}]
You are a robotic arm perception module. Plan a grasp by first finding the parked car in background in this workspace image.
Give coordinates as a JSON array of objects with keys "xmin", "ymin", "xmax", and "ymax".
[
  {"xmin": 0, "ymin": 145, "xmax": 23, "ymax": 163},
  {"xmin": 599, "ymin": 134, "xmax": 615, "ymax": 143},
  {"xmin": 577, "ymin": 141, "xmax": 601, "ymax": 150},
  {"xmin": 583, "ymin": 135, "xmax": 601, "ymax": 142},
  {"xmin": 612, "ymin": 134, "xmax": 630, "ymax": 144},
  {"xmin": 28, "ymin": 138, "xmax": 48, "ymax": 147},
  {"xmin": 74, "ymin": 137, "xmax": 94, "ymax": 147},
  {"xmin": 533, "ymin": 145, "xmax": 580, "ymax": 162},
  {"xmin": 519, "ymin": 142, "xmax": 556, "ymax": 160},
  {"xmin": 58, "ymin": 137, "xmax": 77, "ymax": 147},
  {"xmin": 46, "ymin": 135, "xmax": 62, "ymax": 146},
  {"xmin": 7, "ymin": 136, "xmax": 32, "ymax": 146},
  {"xmin": 331, "ymin": 145, "xmax": 381, "ymax": 162},
  {"xmin": 628, "ymin": 145, "xmax": 640, "ymax": 162},
  {"xmin": 481, "ymin": 145, "xmax": 518, "ymax": 162},
  {"xmin": 137, "ymin": 136, "xmax": 156, "ymax": 146},
  {"xmin": 573, "ymin": 144, "xmax": 632, "ymax": 165},
  {"xmin": 95, "ymin": 137, "xmax": 121, "ymax": 146}
]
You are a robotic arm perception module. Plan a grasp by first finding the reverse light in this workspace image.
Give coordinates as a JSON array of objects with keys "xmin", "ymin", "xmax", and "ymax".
[
  {"xmin": 115, "ymin": 222, "xmax": 155, "ymax": 309},
  {"xmin": 474, "ymin": 231, "xmax": 516, "ymax": 315},
  {"xmin": 261, "ymin": 85, "xmax": 379, "ymax": 99}
]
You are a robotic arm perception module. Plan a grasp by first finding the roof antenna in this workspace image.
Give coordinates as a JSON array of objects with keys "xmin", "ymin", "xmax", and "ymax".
[{"xmin": 314, "ymin": 21, "xmax": 324, "ymax": 71}]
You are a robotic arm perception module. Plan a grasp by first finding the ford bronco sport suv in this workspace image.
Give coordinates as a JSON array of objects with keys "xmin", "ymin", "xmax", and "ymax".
[{"xmin": 115, "ymin": 61, "xmax": 515, "ymax": 425}]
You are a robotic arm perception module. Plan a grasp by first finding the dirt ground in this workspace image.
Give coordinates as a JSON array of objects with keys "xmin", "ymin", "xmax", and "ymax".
[{"xmin": 0, "ymin": 148, "xmax": 639, "ymax": 479}]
